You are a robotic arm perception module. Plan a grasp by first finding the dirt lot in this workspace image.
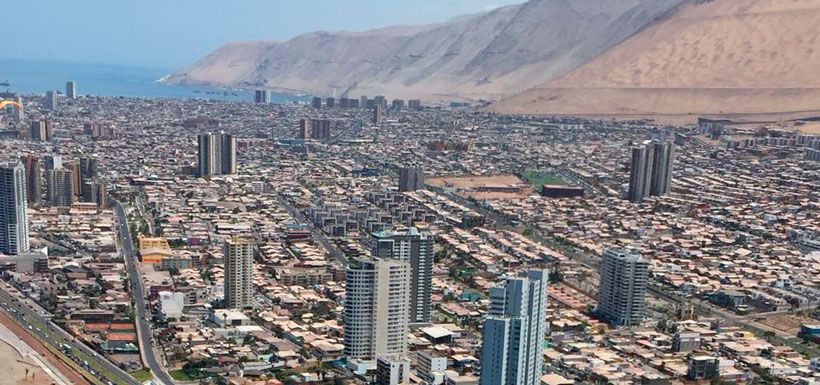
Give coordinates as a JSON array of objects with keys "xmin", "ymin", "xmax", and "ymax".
[
  {"xmin": 756, "ymin": 313, "xmax": 814, "ymax": 335},
  {"xmin": 425, "ymin": 174, "xmax": 533, "ymax": 200},
  {"xmin": 0, "ymin": 340, "xmax": 54, "ymax": 385},
  {"xmin": 0, "ymin": 312, "xmax": 87, "ymax": 384}
]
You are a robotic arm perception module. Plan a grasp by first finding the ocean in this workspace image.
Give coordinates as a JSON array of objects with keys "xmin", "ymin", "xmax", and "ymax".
[{"xmin": 0, "ymin": 58, "xmax": 308, "ymax": 103}]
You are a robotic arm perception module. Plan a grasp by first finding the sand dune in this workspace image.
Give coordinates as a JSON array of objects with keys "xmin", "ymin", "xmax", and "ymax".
[{"xmin": 489, "ymin": 0, "xmax": 820, "ymax": 123}]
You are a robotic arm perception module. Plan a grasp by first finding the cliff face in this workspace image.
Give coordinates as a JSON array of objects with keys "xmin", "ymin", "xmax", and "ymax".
[
  {"xmin": 490, "ymin": 0, "xmax": 820, "ymax": 122},
  {"xmin": 164, "ymin": 0, "xmax": 685, "ymax": 100}
]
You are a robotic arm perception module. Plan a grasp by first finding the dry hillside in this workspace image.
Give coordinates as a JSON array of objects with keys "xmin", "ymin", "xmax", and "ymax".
[
  {"xmin": 163, "ymin": 0, "xmax": 685, "ymax": 100},
  {"xmin": 489, "ymin": 0, "xmax": 820, "ymax": 123}
]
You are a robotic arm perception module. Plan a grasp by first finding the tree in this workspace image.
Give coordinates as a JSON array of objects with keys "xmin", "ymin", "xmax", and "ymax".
[
  {"xmin": 548, "ymin": 270, "xmax": 563, "ymax": 283},
  {"xmin": 656, "ymin": 319, "xmax": 668, "ymax": 332}
]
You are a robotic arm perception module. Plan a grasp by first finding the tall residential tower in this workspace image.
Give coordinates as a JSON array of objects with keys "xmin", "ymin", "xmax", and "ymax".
[
  {"xmin": 596, "ymin": 248, "xmax": 649, "ymax": 326},
  {"xmin": 198, "ymin": 132, "xmax": 237, "ymax": 177},
  {"xmin": 46, "ymin": 168, "xmax": 75, "ymax": 207},
  {"xmin": 479, "ymin": 270, "xmax": 549, "ymax": 385},
  {"xmin": 343, "ymin": 258, "xmax": 411, "ymax": 364},
  {"xmin": 0, "ymin": 161, "xmax": 30, "ymax": 255},
  {"xmin": 372, "ymin": 226, "xmax": 434, "ymax": 324},
  {"xmin": 223, "ymin": 238, "xmax": 254, "ymax": 309},
  {"xmin": 627, "ymin": 141, "xmax": 674, "ymax": 203},
  {"xmin": 398, "ymin": 167, "xmax": 425, "ymax": 192},
  {"xmin": 20, "ymin": 155, "xmax": 42, "ymax": 206}
]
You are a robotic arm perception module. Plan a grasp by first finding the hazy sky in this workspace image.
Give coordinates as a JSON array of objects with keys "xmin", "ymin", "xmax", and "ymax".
[{"xmin": 2, "ymin": 0, "xmax": 523, "ymax": 70}]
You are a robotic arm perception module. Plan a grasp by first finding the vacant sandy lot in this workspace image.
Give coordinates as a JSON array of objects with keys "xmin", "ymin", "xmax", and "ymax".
[
  {"xmin": 0, "ymin": 340, "xmax": 53, "ymax": 385},
  {"xmin": 757, "ymin": 314, "xmax": 814, "ymax": 335},
  {"xmin": 425, "ymin": 175, "xmax": 533, "ymax": 200}
]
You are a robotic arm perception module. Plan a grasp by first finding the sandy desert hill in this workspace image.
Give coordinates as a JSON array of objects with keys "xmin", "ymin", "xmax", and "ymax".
[
  {"xmin": 163, "ymin": 0, "xmax": 685, "ymax": 100},
  {"xmin": 489, "ymin": 0, "xmax": 820, "ymax": 123}
]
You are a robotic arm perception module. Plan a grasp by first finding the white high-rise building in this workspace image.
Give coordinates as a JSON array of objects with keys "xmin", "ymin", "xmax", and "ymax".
[
  {"xmin": 344, "ymin": 258, "xmax": 411, "ymax": 365},
  {"xmin": 372, "ymin": 226, "xmax": 433, "ymax": 324},
  {"xmin": 596, "ymin": 248, "xmax": 649, "ymax": 326},
  {"xmin": 479, "ymin": 270, "xmax": 549, "ymax": 385},
  {"xmin": 223, "ymin": 238, "xmax": 254, "ymax": 309},
  {"xmin": 0, "ymin": 161, "xmax": 29, "ymax": 255}
]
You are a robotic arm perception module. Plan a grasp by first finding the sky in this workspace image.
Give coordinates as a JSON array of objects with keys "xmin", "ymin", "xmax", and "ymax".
[{"xmin": 2, "ymin": 0, "xmax": 523, "ymax": 70}]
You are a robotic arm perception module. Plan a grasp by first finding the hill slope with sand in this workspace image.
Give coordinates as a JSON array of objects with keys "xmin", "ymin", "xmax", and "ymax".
[
  {"xmin": 489, "ymin": 0, "xmax": 820, "ymax": 123},
  {"xmin": 163, "ymin": 0, "xmax": 685, "ymax": 100}
]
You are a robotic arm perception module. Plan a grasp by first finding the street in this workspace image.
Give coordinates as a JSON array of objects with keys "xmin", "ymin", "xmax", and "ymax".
[
  {"xmin": 0, "ymin": 286, "xmax": 140, "ymax": 385},
  {"xmin": 114, "ymin": 200, "xmax": 176, "ymax": 385},
  {"xmin": 275, "ymin": 195, "xmax": 349, "ymax": 265}
]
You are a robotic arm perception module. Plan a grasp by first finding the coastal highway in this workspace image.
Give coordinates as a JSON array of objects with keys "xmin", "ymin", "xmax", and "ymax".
[
  {"xmin": 114, "ymin": 200, "xmax": 175, "ymax": 385},
  {"xmin": 0, "ymin": 285, "xmax": 140, "ymax": 385}
]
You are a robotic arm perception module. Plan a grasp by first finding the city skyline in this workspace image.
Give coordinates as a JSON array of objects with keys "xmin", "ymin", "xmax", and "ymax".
[
  {"xmin": 0, "ymin": 2, "xmax": 818, "ymax": 384},
  {"xmin": 0, "ymin": 89, "xmax": 818, "ymax": 385}
]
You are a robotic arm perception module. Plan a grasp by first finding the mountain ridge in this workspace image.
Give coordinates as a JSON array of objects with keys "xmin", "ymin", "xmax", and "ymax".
[
  {"xmin": 163, "ymin": 0, "xmax": 686, "ymax": 100},
  {"xmin": 489, "ymin": 0, "xmax": 820, "ymax": 123}
]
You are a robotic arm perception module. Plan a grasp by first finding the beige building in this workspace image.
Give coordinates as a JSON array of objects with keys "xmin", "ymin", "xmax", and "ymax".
[
  {"xmin": 223, "ymin": 238, "xmax": 254, "ymax": 309},
  {"xmin": 344, "ymin": 258, "xmax": 410, "ymax": 367}
]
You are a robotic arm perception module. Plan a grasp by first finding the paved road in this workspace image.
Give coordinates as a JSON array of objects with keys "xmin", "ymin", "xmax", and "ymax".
[
  {"xmin": 114, "ymin": 200, "xmax": 175, "ymax": 385},
  {"xmin": 275, "ymin": 195, "xmax": 348, "ymax": 265},
  {"xmin": 0, "ymin": 287, "xmax": 140, "ymax": 385}
]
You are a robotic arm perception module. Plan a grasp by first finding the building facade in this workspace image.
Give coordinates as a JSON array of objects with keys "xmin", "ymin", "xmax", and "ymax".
[
  {"xmin": 254, "ymin": 90, "xmax": 269, "ymax": 104},
  {"xmin": 66, "ymin": 81, "xmax": 77, "ymax": 99},
  {"xmin": 223, "ymin": 238, "xmax": 254, "ymax": 309},
  {"xmin": 628, "ymin": 141, "xmax": 674, "ymax": 203},
  {"xmin": 398, "ymin": 167, "xmax": 425, "ymax": 192},
  {"xmin": 20, "ymin": 155, "xmax": 42, "ymax": 206},
  {"xmin": 0, "ymin": 161, "xmax": 30, "ymax": 255},
  {"xmin": 43, "ymin": 91, "xmax": 57, "ymax": 110},
  {"xmin": 46, "ymin": 168, "xmax": 75, "ymax": 207},
  {"xmin": 30, "ymin": 119, "xmax": 53, "ymax": 142},
  {"xmin": 479, "ymin": 270, "xmax": 549, "ymax": 385},
  {"xmin": 650, "ymin": 142, "xmax": 673, "ymax": 196},
  {"xmin": 376, "ymin": 356, "xmax": 411, "ymax": 385},
  {"xmin": 198, "ymin": 132, "xmax": 237, "ymax": 176},
  {"xmin": 343, "ymin": 258, "xmax": 411, "ymax": 362},
  {"xmin": 596, "ymin": 248, "xmax": 649, "ymax": 326},
  {"xmin": 372, "ymin": 226, "xmax": 434, "ymax": 324}
]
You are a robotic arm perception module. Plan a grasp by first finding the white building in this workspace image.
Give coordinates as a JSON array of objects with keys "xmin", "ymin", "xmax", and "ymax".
[
  {"xmin": 479, "ymin": 270, "xmax": 549, "ymax": 385},
  {"xmin": 210, "ymin": 309, "xmax": 251, "ymax": 327},
  {"xmin": 376, "ymin": 356, "xmax": 411, "ymax": 385},
  {"xmin": 372, "ymin": 226, "xmax": 434, "ymax": 324},
  {"xmin": 417, "ymin": 350, "xmax": 448, "ymax": 385},
  {"xmin": 596, "ymin": 248, "xmax": 649, "ymax": 326},
  {"xmin": 158, "ymin": 291, "xmax": 185, "ymax": 320},
  {"xmin": 344, "ymin": 258, "xmax": 411, "ymax": 370}
]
